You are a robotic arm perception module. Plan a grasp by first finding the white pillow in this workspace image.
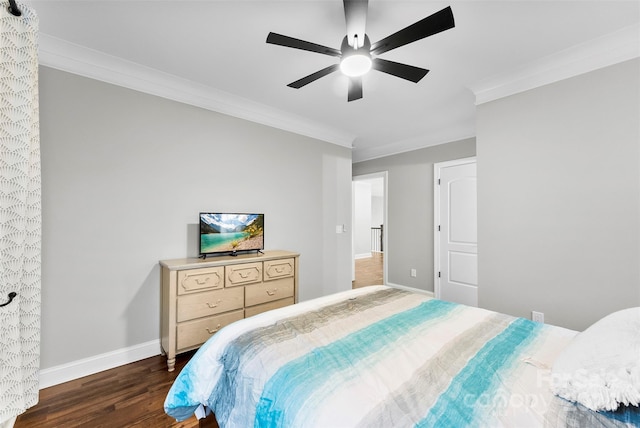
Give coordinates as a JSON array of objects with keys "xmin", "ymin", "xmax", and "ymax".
[{"xmin": 551, "ymin": 307, "xmax": 640, "ymax": 412}]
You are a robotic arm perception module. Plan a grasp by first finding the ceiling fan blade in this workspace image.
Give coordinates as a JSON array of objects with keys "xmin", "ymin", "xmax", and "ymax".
[
  {"xmin": 372, "ymin": 58, "xmax": 429, "ymax": 83},
  {"xmin": 370, "ymin": 6, "xmax": 455, "ymax": 55},
  {"xmin": 343, "ymin": 0, "xmax": 368, "ymax": 48},
  {"xmin": 287, "ymin": 64, "xmax": 340, "ymax": 89},
  {"xmin": 267, "ymin": 32, "xmax": 341, "ymax": 57},
  {"xmin": 348, "ymin": 77, "xmax": 363, "ymax": 102}
]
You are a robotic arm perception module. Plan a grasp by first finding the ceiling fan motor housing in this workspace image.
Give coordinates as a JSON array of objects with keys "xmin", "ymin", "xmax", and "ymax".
[{"xmin": 340, "ymin": 35, "xmax": 372, "ymax": 77}]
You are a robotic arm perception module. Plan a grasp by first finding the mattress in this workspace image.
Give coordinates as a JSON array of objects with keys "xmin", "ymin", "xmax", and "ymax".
[{"xmin": 165, "ymin": 285, "xmax": 640, "ymax": 427}]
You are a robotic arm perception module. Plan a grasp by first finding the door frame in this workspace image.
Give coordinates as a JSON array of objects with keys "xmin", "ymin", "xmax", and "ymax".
[
  {"xmin": 352, "ymin": 171, "xmax": 388, "ymax": 285},
  {"xmin": 433, "ymin": 157, "xmax": 477, "ymax": 299}
]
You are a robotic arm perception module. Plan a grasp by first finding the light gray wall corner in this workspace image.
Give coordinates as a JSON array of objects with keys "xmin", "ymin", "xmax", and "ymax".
[
  {"xmin": 320, "ymin": 153, "xmax": 353, "ymax": 298},
  {"xmin": 352, "ymin": 138, "xmax": 476, "ymax": 293},
  {"xmin": 477, "ymin": 58, "xmax": 640, "ymax": 331},
  {"xmin": 39, "ymin": 66, "xmax": 352, "ymax": 371}
]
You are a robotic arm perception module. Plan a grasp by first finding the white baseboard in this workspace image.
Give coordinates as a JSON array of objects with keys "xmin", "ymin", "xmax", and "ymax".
[
  {"xmin": 386, "ymin": 282, "xmax": 435, "ymax": 298},
  {"xmin": 39, "ymin": 339, "xmax": 161, "ymax": 389},
  {"xmin": 37, "ymin": 284, "xmax": 432, "ymax": 390},
  {"xmin": 354, "ymin": 252, "xmax": 372, "ymax": 259}
]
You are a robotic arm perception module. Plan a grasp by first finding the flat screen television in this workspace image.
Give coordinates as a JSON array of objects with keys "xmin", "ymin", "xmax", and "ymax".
[{"xmin": 199, "ymin": 213, "xmax": 264, "ymax": 257}]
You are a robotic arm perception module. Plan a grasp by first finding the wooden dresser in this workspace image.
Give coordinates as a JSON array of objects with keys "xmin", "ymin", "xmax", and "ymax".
[{"xmin": 160, "ymin": 250, "xmax": 299, "ymax": 371}]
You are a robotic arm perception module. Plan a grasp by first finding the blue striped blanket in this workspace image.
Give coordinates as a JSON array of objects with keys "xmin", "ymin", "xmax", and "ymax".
[{"xmin": 165, "ymin": 286, "xmax": 639, "ymax": 427}]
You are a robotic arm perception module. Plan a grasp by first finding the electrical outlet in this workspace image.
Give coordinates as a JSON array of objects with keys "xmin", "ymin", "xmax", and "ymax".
[
  {"xmin": 532, "ymin": 311, "xmax": 544, "ymax": 323},
  {"xmin": 410, "ymin": 269, "xmax": 417, "ymax": 278}
]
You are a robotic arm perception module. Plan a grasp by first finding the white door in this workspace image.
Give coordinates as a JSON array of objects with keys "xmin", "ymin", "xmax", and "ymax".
[{"xmin": 434, "ymin": 158, "xmax": 477, "ymax": 306}]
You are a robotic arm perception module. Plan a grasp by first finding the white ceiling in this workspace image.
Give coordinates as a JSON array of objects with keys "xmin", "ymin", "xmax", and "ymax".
[{"xmin": 29, "ymin": 1, "xmax": 640, "ymax": 162}]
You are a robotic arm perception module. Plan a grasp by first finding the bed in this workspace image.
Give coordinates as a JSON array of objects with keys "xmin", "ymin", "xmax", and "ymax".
[{"xmin": 164, "ymin": 285, "xmax": 640, "ymax": 427}]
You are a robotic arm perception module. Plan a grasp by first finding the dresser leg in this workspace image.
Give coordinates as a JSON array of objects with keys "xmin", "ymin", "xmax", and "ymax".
[{"xmin": 167, "ymin": 356, "xmax": 176, "ymax": 372}]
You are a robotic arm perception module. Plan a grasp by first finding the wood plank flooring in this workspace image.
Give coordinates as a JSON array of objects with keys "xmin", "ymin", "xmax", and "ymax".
[
  {"xmin": 16, "ymin": 253, "xmax": 383, "ymax": 427},
  {"xmin": 352, "ymin": 252, "xmax": 384, "ymax": 288},
  {"xmin": 15, "ymin": 351, "xmax": 203, "ymax": 428}
]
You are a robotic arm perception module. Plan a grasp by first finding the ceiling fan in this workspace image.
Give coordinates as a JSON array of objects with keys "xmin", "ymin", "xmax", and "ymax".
[{"xmin": 266, "ymin": 0, "xmax": 455, "ymax": 102}]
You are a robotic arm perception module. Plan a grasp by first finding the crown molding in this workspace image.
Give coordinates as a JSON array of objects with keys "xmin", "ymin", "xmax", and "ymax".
[
  {"xmin": 352, "ymin": 126, "xmax": 476, "ymax": 163},
  {"xmin": 470, "ymin": 24, "xmax": 640, "ymax": 105},
  {"xmin": 38, "ymin": 33, "xmax": 356, "ymax": 148},
  {"xmin": 38, "ymin": 23, "xmax": 639, "ymax": 161}
]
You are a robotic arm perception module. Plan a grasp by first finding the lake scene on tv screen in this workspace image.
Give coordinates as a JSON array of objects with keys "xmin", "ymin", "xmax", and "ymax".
[{"xmin": 200, "ymin": 213, "xmax": 264, "ymax": 254}]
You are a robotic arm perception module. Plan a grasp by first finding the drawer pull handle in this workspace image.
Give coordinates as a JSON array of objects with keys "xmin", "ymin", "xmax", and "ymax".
[
  {"xmin": 275, "ymin": 267, "xmax": 285, "ymax": 273},
  {"xmin": 206, "ymin": 324, "xmax": 221, "ymax": 334},
  {"xmin": 206, "ymin": 300, "xmax": 221, "ymax": 309},
  {"xmin": 239, "ymin": 272, "xmax": 250, "ymax": 279},
  {"xmin": 266, "ymin": 289, "xmax": 278, "ymax": 296},
  {"xmin": 195, "ymin": 277, "xmax": 210, "ymax": 285}
]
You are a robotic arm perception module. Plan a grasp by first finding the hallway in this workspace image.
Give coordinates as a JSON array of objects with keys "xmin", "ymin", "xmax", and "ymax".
[{"xmin": 352, "ymin": 252, "xmax": 383, "ymax": 288}]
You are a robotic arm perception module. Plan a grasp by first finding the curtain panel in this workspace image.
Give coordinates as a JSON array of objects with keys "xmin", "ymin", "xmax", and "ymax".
[{"xmin": 0, "ymin": 1, "xmax": 40, "ymax": 424}]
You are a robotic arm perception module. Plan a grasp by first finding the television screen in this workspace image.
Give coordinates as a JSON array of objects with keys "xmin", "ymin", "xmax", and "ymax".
[{"xmin": 199, "ymin": 213, "xmax": 264, "ymax": 256}]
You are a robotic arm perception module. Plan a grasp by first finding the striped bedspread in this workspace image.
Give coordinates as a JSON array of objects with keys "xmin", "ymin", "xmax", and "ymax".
[{"xmin": 165, "ymin": 286, "xmax": 639, "ymax": 427}]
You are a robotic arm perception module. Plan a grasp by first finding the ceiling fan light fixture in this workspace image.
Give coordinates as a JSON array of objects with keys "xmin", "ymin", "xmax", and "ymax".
[
  {"xmin": 340, "ymin": 52, "xmax": 372, "ymax": 77},
  {"xmin": 266, "ymin": 5, "xmax": 455, "ymax": 101}
]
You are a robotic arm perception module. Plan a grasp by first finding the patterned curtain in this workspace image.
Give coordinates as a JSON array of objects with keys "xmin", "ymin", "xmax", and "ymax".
[{"xmin": 0, "ymin": 1, "xmax": 40, "ymax": 425}]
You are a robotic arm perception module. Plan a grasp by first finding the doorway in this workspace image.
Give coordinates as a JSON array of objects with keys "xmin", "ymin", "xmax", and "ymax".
[
  {"xmin": 434, "ymin": 157, "xmax": 477, "ymax": 306},
  {"xmin": 352, "ymin": 172, "xmax": 387, "ymax": 288}
]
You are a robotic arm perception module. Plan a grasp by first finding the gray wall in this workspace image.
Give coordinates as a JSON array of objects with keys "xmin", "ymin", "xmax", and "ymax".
[
  {"xmin": 353, "ymin": 181, "xmax": 372, "ymax": 258},
  {"xmin": 477, "ymin": 58, "xmax": 640, "ymax": 331},
  {"xmin": 353, "ymin": 139, "xmax": 476, "ymax": 292},
  {"xmin": 39, "ymin": 67, "xmax": 352, "ymax": 369},
  {"xmin": 371, "ymin": 195, "xmax": 383, "ymax": 229}
]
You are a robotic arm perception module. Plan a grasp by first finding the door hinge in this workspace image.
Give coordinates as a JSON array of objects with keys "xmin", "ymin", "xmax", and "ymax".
[
  {"xmin": 438, "ymin": 225, "xmax": 440, "ymax": 231},
  {"xmin": 438, "ymin": 271, "xmax": 441, "ymax": 278},
  {"xmin": 437, "ymin": 178, "xmax": 441, "ymax": 185}
]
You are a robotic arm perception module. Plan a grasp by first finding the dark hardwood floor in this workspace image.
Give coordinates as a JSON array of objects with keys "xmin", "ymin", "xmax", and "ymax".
[
  {"xmin": 16, "ymin": 253, "xmax": 383, "ymax": 427},
  {"xmin": 353, "ymin": 251, "xmax": 384, "ymax": 288},
  {"xmin": 16, "ymin": 351, "xmax": 203, "ymax": 428}
]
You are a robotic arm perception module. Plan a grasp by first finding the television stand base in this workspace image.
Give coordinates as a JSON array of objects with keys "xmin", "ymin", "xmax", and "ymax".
[{"xmin": 199, "ymin": 249, "xmax": 265, "ymax": 259}]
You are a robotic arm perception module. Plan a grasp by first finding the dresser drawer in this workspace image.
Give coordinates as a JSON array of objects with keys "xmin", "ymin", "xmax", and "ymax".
[
  {"xmin": 177, "ymin": 266, "xmax": 224, "ymax": 295},
  {"xmin": 176, "ymin": 309, "xmax": 244, "ymax": 350},
  {"xmin": 176, "ymin": 287, "xmax": 244, "ymax": 322},
  {"xmin": 161, "ymin": 251, "xmax": 299, "ymax": 371},
  {"xmin": 226, "ymin": 262, "xmax": 262, "ymax": 287},
  {"xmin": 264, "ymin": 258, "xmax": 295, "ymax": 281},
  {"xmin": 245, "ymin": 297, "xmax": 295, "ymax": 318},
  {"xmin": 245, "ymin": 277, "xmax": 294, "ymax": 307}
]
